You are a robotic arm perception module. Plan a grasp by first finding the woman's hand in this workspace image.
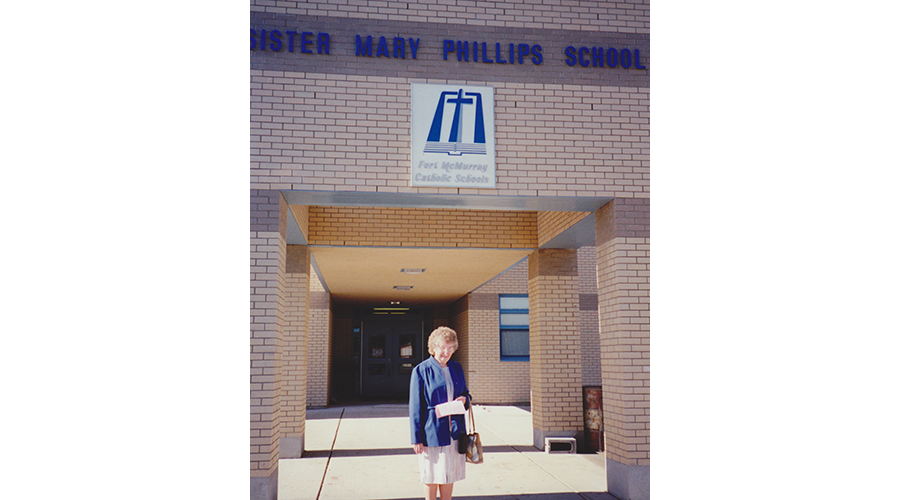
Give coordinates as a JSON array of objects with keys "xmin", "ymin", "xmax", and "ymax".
[
  {"xmin": 413, "ymin": 443, "xmax": 425, "ymax": 454},
  {"xmin": 454, "ymin": 396, "xmax": 467, "ymax": 403}
]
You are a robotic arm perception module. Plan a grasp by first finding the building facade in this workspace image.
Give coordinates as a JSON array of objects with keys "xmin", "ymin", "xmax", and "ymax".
[{"xmin": 250, "ymin": 1, "xmax": 649, "ymax": 499}]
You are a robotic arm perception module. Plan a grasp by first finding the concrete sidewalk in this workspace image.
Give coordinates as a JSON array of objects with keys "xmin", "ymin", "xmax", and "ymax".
[{"xmin": 278, "ymin": 404, "xmax": 616, "ymax": 500}]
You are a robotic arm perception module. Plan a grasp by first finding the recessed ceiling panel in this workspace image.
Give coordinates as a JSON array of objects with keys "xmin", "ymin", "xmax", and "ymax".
[{"xmin": 309, "ymin": 246, "xmax": 531, "ymax": 306}]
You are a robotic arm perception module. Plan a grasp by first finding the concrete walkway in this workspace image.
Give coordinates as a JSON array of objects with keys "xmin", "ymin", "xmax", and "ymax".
[{"xmin": 278, "ymin": 404, "xmax": 616, "ymax": 500}]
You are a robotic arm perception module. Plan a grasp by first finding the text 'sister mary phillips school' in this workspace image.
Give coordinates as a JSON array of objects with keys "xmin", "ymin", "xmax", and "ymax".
[{"xmin": 250, "ymin": 1, "xmax": 649, "ymax": 499}]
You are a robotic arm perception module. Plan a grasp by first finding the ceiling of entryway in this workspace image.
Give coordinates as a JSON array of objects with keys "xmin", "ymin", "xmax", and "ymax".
[
  {"xmin": 310, "ymin": 246, "xmax": 532, "ymax": 306},
  {"xmin": 283, "ymin": 191, "xmax": 610, "ymax": 307}
]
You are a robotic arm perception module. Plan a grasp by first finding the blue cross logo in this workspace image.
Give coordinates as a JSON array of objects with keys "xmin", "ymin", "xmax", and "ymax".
[{"xmin": 424, "ymin": 89, "xmax": 487, "ymax": 155}]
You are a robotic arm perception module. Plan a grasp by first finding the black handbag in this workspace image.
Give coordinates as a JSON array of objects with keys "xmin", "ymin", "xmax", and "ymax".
[
  {"xmin": 458, "ymin": 430, "xmax": 468, "ymax": 454},
  {"xmin": 457, "ymin": 395, "xmax": 470, "ymax": 454}
]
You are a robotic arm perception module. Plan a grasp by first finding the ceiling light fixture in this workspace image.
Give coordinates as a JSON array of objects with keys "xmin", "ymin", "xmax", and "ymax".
[
  {"xmin": 401, "ymin": 268, "xmax": 426, "ymax": 274},
  {"xmin": 393, "ymin": 285, "xmax": 414, "ymax": 291}
]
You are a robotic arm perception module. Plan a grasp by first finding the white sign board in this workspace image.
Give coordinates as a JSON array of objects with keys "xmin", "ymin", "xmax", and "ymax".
[{"xmin": 410, "ymin": 83, "xmax": 495, "ymax": 188}]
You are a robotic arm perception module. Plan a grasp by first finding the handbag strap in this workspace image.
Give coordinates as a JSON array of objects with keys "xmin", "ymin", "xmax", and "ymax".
[{"xmin": 467, "ymin": 402, "xmax": 476, "ymax": 433}]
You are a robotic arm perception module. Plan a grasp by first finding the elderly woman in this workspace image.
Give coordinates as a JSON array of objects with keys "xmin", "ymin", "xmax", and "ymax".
[{"xmin": 409, "ymin": 326, "xmax": 471, "ymax": 500}]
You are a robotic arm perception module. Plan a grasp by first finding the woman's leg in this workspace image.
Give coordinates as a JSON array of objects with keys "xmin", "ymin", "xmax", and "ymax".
[
  {"xmin": 438, "ymin": 483, "xmax": 454, "ymax": 500},
  {"xmin": 423, "ymin": 483, "xmax": 438, "ymax": 500}
]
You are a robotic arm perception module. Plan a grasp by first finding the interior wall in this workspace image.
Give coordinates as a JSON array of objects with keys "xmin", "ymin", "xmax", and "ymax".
[{"xmin": 466, "ymin": 260, "xmax": 531, "ymax": 405}]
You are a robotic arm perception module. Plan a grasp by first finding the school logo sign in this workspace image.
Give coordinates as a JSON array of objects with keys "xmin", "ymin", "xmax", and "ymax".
[
  {"xmin": 411, "ymin": 83, "xmax": 495, "ymax": 188},
  {"xmin": 423, "ymin": 88, "xmax": 487, "ymax": 155}
]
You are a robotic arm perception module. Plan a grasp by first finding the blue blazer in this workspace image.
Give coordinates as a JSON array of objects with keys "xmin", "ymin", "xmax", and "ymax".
[{"xmin": 409, "ymin": 356, "xmax": 471, "ymax": 447}]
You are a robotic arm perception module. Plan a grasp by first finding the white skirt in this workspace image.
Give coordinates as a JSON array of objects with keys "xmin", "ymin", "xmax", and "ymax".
[{"xmin": 418, "ymin": 439, "xmax": 466, "ymax": 484}]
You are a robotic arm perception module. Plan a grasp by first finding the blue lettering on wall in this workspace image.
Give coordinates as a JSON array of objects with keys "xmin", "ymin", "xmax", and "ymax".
[
  {"xmin": 482, "ymin": 42, "xmax": 493, "ymax": 63},
  {"xmin": 495, "ymin": 43, "xmax": 506, "ymax": 64},
  {"xmin": 354, "ymin": 34, "xmax": 419, "ymax": 58},
  {"xmin": 251, "ymin": 29, "xmax": 330, "ymax": 54},
  {"xmin": 531, "ymin": 45, "xmax": 543, "ymax": 65},
  {"xmin": 634, "ymin": 49, "xmax": 647, "ymax": 69},
  {"xmin": 564, "ymin": 46, "xmax": 576, "ymax": 66},
  {"xmin": 376, "ymin": 36, "xmax": 390, "ymax": 57},
  {"xmin": 443, "ymin": 40, "xmax": 454, "ymax": 60},
  {"xmin": 620, "ymin": 49, "xmax": 632, "ymax": 68},
  {"xmin": 579, "ymin": 47, "xmax": 590, "ymax": 67},
  {"xmin": 270, "ymin": 30, "xmax": 283, "ymax": 51},
  {"xmin": 592, "ymin": 47, "xmax": 604, "ymax": 67},
  {"xmin": 286, "ymin": 31, "xmax": 297, "ymax": 52},
  {"xmin": 606, "ymin": 48, "xmax": 618, "ymax": 68},
  {"xmin": 517, "ymin": 44, "xmax": 529, "ymax": 64},
  {"xmin": 564, "ymin": 45, "xmax": 648, "ymax": 70},
  {"xmin": 458, "ymin": 41, "xmax": 469, "ymax": 62},
  {"xmin": 248, "ymin": 28, "xmax": 645, "ymax": 70},
  {"xmin": 300, "ymin": 32, "xmax": 314, "ymax": 53},
  {"xmin": 443, "ymin": 40, "xmax": 543, "ymax": 65},
  {"xmin": 356, "ymin": 35, "xmax": 373, "ymax": 56}
]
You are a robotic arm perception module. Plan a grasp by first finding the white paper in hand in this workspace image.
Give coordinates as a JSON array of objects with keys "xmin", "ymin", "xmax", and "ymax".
[{"xmin": 434, "ymin": 400, "xmax": 466, "ymax": 418}]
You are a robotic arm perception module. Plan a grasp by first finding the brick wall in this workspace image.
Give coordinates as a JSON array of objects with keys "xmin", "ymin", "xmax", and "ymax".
[
  {"xmin": 281, "ymin": 245, "xmax": 310, "ymax": 443},
  {"xmin": 537, "ymin": 211, "xmax": 592, "ymax": 247},
  {"xmin": 289, "ymin": 205, "xmax": 309, "ymax": 240},
  {"xmin": 250, "ymin": 190, "xmax": 286, "ymax": 476},
  {"xmin": 308, "ymin": 206, "xmax": 537, "ymax": 248},
  {"xmin": 451, "ymin": 251, "xmax": 600, "ymax": 403},
  {"xmin": 250, "ymin": 0, "xmax": 649, "ymax": 34},
  {"xmin": 579, "ymin": 246, "xmax": 602, "ymax": 386},
  {"xmin": 528, "ymin": 249, "xmax": 583, "ymax": 444},
  {"xmin": 251, "ymin": 72, "xmax": 649, "ymax": 197},
  {"xmin": 307, "ymin": 265, "xmax": 332, "ymax": 408},
  {"xmin": 463, "ymin": 252, "xmax": 600, "ymax": 403},
  {"xmin": 467, "ymin": 259, "xmax": 531, "ymax": 404},
  {"xmin": 595, "ymin": 198, "xmax": 649, "ymax": 466},
  {"xmin": 250, "ymin": 3, "xmax": 649, "ymax": 199}
]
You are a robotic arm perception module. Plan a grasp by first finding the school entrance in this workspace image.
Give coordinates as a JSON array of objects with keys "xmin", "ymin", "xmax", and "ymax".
[
  {"xmin": 251, "ymin": 191, "xmax": 650, "ymax": 500},
  {"xmin": 358, "ymin": 309, "xmax": 427, "ymax": 399}
]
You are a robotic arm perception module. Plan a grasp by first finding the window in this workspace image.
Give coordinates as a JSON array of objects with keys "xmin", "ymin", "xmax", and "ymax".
[{"xmin": 500, "ymin": 294, "xmax": 529, "ymax": 361}]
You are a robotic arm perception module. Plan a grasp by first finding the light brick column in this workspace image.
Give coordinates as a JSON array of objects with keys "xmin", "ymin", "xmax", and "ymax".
[
  {"xmin": 307, "ymin": 266, "xmax": 331, "ymax": 408},
  {"xmin": 579, "ymin": 246, "xmax": 602, "ymax": 386},
  {"xmin": 528, "ymin": 248, "xmax": 584, "ymax": 449},
  {"xmin": 250, "ymin": 190, "xmax": 286, "ymax": 500},
  {"xmin": 280, "ymin": 244, "xmax": 310, "ymax": 458},
  {"xmin": 595, "ymin": 198, "xmax": 650, "ymax": 500}
]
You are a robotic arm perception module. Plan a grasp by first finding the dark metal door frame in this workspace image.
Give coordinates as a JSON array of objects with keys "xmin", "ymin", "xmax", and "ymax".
[{"xmin": 359, "ymin": 312, "xmax": 426, "ymax": 398}]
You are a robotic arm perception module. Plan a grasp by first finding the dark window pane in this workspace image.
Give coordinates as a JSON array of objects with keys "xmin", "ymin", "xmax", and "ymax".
[{"xmin": 501, "ymin": 330, "xmax": 529, "ymax": 357}]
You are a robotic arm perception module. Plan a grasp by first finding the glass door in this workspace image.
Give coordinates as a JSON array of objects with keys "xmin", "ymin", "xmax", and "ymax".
[
  {"xmin": 393, "ymin": 329, "xmax": 420, "ymax": 396},
  {"xmin": 362, "ymin": 329, "xmax": 393, "ymax": 396},
  {"xmin": 360, "ymin": 316, "xmax": 424, "ymax": 398}
]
